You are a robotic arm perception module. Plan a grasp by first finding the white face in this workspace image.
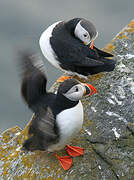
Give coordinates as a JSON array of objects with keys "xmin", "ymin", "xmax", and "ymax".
[
  {"xmin": 63, "ymin": 84, "xmax": 86, "ymax": 101},
  {"xmin": 74, "ymin": 20, "xmax": 98, "ymax": 45}
]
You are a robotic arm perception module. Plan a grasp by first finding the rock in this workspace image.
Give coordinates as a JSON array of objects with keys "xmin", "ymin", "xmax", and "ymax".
[{"xmin": 1, "ymin": 20, "xmax": 134, "ymax": 179}]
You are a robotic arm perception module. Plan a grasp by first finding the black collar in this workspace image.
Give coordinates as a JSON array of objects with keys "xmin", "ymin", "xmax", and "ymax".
[{"xmin": 53, "ymin": 93, "xmax": 79, "ymax": 115}]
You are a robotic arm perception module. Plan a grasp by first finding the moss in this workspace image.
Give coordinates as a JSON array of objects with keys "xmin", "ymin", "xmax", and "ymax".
[{"xmin": 1, "ymin": 19, "xmax": 134, "ymax": 179}]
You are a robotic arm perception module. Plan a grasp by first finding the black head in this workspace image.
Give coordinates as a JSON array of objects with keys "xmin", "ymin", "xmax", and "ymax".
[
  {"xmin": 65, "ymin": 18, "xmax": 98, "ymax": 45},
  {"xmin": 57, "ymin": 79, "xmax": 97, "ymax": 102}
]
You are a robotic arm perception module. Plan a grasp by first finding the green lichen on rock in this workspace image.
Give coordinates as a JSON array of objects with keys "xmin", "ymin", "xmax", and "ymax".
[{"xmin": 1, "ymin": 20, "xmax": 134, "ymax": 179}]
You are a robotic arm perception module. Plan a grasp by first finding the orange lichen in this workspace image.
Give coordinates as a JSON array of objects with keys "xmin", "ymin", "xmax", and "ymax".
[
  {"xmin": 102, "ymin": 42, "xmax": 115, "ymax": 54},
  {"xmin": 88, "ymin": 73, "xmax": 103, "ymax": 81},
  {"xmin": 1, "ymin": 19, "xmax": 134, "ymax": 179},
  {"xmin": 116, "ymin": 32, "xmax": 129, "ymax": 40},
  {"xmin": 127, "ymin": 20, "xmax": 134, "ymax": 29}
]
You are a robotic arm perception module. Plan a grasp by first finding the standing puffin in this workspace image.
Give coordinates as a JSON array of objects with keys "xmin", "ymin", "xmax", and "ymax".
[
  {"xmin": 39, "ymin": 18, "xmax": 115, "ymax": 81},
  {"xmin": 20, "ymin": 54, "xmax": 97, "ymax": 170}
]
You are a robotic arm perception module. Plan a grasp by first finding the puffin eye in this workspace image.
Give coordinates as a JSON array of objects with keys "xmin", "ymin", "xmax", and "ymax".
[
  {"xmin": 83, "ymin": 33, "xmax": 89, "ymax": 38},
  {"xmin": 84, "ymin": 34, "xmax": 87, "ymax": 37},
  {"xmin": 75, "ymin": 87, "xmax": 79, "ymax": 92}
]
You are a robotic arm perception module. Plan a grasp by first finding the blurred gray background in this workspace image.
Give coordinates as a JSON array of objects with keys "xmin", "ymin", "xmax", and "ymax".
[{"xmin": 0, "ymin": 0, "xmax": 133, "ymax": 133}]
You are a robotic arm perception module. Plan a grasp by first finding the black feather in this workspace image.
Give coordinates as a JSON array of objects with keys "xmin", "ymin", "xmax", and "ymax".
[
  {"xmin": 18, "ymin": 54, "xmax": 59, "ymax": 151},
  {"xmin": 50, "ymin": 21, "xmax": 116, "ymax": 76},
  {"xmin": 19, "ymin": 54, "xmax": 47, "ymax": 109},
  {"xmin": 93, "ymin": 46, "xmax": 113, "ymax": 57},
  {"xmin": 19, "ymin": 54, "xmax": 80, "ymax": 151}
]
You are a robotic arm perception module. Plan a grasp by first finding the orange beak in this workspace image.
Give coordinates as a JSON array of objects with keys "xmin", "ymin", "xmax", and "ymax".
[
  {"xmin": 84, "ymin": 83, "xmax": 97, "ymax": 96},
  {"xmin": 90, "ymin": 40, "xmax": 94, "ymax": 50}
]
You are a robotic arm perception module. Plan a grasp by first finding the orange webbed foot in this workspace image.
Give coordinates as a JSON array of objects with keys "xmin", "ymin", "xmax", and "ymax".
[
  {"xmin": 55, "ymin": 153, "xmax": 73, "ymax": 170},
  {"xmin": 57, "ymin": 75, "xmax": 72, "ymax": 83},
  {"xmin": 66, "ymin": 145, "xmax": 84, "ymax": 157}
]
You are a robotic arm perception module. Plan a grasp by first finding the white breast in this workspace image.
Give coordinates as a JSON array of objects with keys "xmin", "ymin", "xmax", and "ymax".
[
  {"xmin": 48, "ymin": 101, "xmax": 83, "ymax": 152},
  {"xmin": 39, "ymin": 21, "xmax": 62, "ymax": 70}
]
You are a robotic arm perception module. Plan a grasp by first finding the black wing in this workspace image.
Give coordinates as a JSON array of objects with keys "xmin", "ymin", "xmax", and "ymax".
[
  {"xmin": 50, "ymin": 37, "xmax": 115, "ymax": 69},
  {"xmin": 18, "ymin": 54, "xmax": 58, "ymax": 151},
  {"xmin": 18, "ymin": 54, "xmax": 47, "ymax": 110},
  {"xmin": 93, "ymin": 46, "xmax": 113, "ymax": 57},
  {"xmin": 23, "ymin": 107, "xmax": 59, "ymax": 151}
]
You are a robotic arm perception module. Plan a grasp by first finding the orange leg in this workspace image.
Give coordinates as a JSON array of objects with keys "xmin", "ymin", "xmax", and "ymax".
[
  {"xmin": 66, "ymin": 145, "xmax": 84, "ymax": 157},
  {"xmin": 54, "ymin": 153, "xmax": 73, "ymax": 170},
  {"xmin": 56, "ymin": 75, "xmax": 72, "ymax": 83}
]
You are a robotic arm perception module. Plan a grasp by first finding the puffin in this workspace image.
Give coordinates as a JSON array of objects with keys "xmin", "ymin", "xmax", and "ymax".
[
  {"xmin": 19, "ymin": 54, "xmax": 97, "ymax": 170},
  {"xmin": 39, "ymin": 17, "xmax": 115, "ymax": 81}
]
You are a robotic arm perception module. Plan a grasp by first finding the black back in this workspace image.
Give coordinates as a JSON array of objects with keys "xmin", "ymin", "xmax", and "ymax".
[
  {"xmin": 19, "ymin": 55, "xmax": 79, "ymax": 151},
  {"xmin": 50, "ymin": 19, "xmax": 115, "ymax": 76},
  {"xmin": 18, "ymin": 54, "xmax": 59, "ymax": 151}
]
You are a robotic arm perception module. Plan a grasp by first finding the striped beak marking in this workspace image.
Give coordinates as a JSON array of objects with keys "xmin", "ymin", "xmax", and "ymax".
[
  {"xmin": 83, "ymin": 40, "xmax": 94, "ymax": 50},
  {"xmin": 83, "ymin": 83, "xmax": 97, "ymax": 96},
  {"xmin": 90, "ymin": 40, "xmax": 94, "ymax": 50}
]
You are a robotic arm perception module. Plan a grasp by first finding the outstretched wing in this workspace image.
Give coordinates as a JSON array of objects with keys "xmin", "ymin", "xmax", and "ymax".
[
  {"xmin": 18, "ymin": 54, "xmax": 47, "ymax": 110},
  {"xmin": 23, "ymin": 107, "xmax": 59, "ymax": 151},
  {"xmin": 18, "ymin": 54, "xmax": 58, "ymax": 151}
]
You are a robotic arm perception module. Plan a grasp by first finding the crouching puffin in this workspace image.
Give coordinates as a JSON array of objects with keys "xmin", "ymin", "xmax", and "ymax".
[
  {"xmin": 39, "ymin": 17, "xmax": 116, "ymax": 82},
  {"xmin": 20, "ymin": 54, "xmax": 97, "ymax": 170}
]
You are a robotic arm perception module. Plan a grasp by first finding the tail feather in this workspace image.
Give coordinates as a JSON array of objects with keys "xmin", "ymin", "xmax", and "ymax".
[
  {"xmin": 22, "ymin": 136, "xmax": 46, "ymax": 151},
  {"xmin": 22, "ymin": 136, "xmax": 37, "ymax": 151},
  {"xmin": 93, "ymin": 46, "xmax": 114, "ymax": 57},
  {"xmin": 75, "ymin": 58, "xmax": 116, "ymax": 75}
]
